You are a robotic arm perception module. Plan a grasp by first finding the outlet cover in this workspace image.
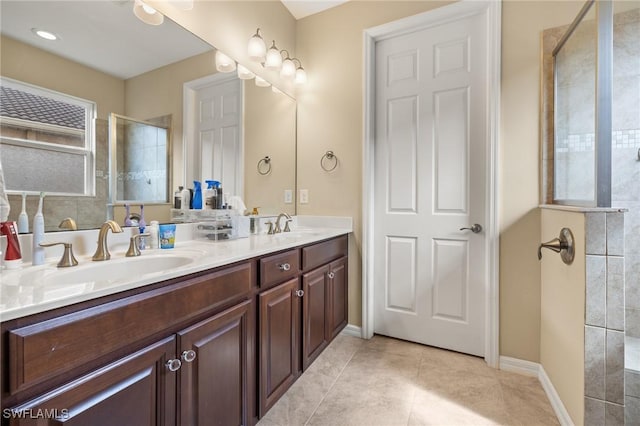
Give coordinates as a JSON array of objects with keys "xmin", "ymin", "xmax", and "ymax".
[
  {"xmin": 300, "ymin": 189, "xmax": 309, "ymax": 204},
  {"xmin": 284, "ymin": 189, "xmax": 293, "ymax": 204}
]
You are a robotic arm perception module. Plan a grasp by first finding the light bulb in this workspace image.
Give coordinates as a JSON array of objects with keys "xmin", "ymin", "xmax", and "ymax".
[
  {"xmin": 265, "ymin": 41, "xmax": 282, "ymax": 69},
  {"xmin": 248, "ymin": 29, "xmax": 266, "ymax": 62},
  {"xmin": 237, "ymin": 64, "xmax": 255, "ymax": 80},
  {"xmin": 215, "ymin": 51, "xmax": 236, "ymax": 73},
  {"xmin": 255, "ymin": 76, "xmax": 270, "ymax": 87},
  {"xmin": 133, "ymin": 0, "xmax": 164, "ymax": 25},
  {"xmin": 295, "ymin": 67, "xmax": 307, "ymax": 85},
  {"xmin": 280, "ymin": 58, "xmax": 296, "ymax": 79}
]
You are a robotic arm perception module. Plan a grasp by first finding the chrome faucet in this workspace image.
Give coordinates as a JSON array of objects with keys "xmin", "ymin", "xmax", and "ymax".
[
  {"xmin": 274, "ymin": 213, "xmax": 292, "ymax": 234},
  {"xmin": 92, "ymin": 220, "xmax": 123, "ymax": 261}
]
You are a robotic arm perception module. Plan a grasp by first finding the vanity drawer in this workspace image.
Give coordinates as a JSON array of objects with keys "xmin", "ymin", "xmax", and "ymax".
[
  {"xmin": 260, "ymin": 249, "xmax": 300, "ymax": 289},
  {"xmin": 7, "ymin": 261, "xmax": 254, "ymax": 395},
  {"xmin": 302, "ymin": 235, "xmax": 348, "ymax": 271}
]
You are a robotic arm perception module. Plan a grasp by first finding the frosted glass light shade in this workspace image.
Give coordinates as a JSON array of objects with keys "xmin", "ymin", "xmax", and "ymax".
[
  {"xmin": 237, "ymin": 64, "xmax": 255, "ymax": 80},
  {"xmin": 295, "ymin": 67, "xmax": 307, "ymax": 84},
  {"xmin": 265, "ymin": 42, "xmax": 282, "ymax": 69},
  {"xmin": 255, "ymin": 76, "xmax": 270, "ymax": 87},
  {"xmin": 271, "ymin": 86, "xmax": 283, "ymax": 94},
  {"xmin": 215, "ymin": 51, "xmax": 236, "ymax": 73},
  {"xmin": 171, "ymin": 0, "xmax": 194, "ymax": 10},
  {"xmin": 280, "ymin": 58, "xmax": 296, "ymax": 79},
  {"xmin": 133, "ymin": 0, "xmax": 164, "ymax": 25},
  {"xmin": 248, "ymin": 30, "xmax": 266, "ymax": 62}
]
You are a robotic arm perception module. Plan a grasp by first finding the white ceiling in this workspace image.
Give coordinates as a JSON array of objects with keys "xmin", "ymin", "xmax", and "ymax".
[
  {"xmin": 281, "ymin": 0, "xmax": 349, "ymax": 19},
  {"xmin": 0, "ymin": 0, "xmax": 213, "ymax": 80}
]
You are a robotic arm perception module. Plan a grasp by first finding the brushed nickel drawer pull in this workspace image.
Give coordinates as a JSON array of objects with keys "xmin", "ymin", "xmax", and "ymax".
[
  {"xmin": 328, "ymin": 272, "xmax": 335, "ymax": 279},
  {"xmin": 296, "ymin": 290, "xmax": 304, "ymax": 297}
]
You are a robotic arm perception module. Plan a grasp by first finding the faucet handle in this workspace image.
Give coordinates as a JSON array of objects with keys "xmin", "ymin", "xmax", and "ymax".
[
  {"xmin": 40, "ymin": 242, "xmax": 79, "ymax": 267},
  {"xmin": 58, "ymin": 218, "xmax": 77, "ymax": 231},
  {"xmin": 266, "ymin": 221, "xmax": 275, "ymax": 235},
  {"xmin": 284, "ymin": 219, "xmax": 292, "ymax": 233},
  {"xmin": 126, "ymin": 233, "xmax": 150, "ymax": 257}
]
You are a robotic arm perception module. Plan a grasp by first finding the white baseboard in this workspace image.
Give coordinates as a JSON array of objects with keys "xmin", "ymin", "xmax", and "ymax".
[
  {"xmin": 341, "ymin": 324, "xmax": 362, "ymax": 338},
  {"xmin": 499, "ymin": 356, "xmax": 574, "ymax": 426}
]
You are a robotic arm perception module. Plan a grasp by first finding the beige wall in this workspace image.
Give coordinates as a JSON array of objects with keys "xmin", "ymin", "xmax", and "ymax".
[
  {"xmin": 243, "ymin": 83, "xmax": 296, "ymax": 216},
  {"xmin": 0, "ymin": 36, "xmax": 125, "ymax": 120},
  {"xmin": 540, "ymin": 208, "xmax": 585, "ymax": 425},
  {"xmin": 295, "ymin": 0, "xmax": 585, "ymax": 359}
]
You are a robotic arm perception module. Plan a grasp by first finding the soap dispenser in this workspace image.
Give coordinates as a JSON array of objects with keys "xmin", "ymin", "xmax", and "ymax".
[{"xmin": 32, "ymin": 192, "xmax": 45, "ymax": 266}]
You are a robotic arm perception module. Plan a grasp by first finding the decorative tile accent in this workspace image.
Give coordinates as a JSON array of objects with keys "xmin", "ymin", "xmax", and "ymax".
[
  {"xmin": 586, "ymin": 213, "xmax": 607, "ymax": 255},
  {"xmin": 586, "ymin": 256, "xmax": 607, "ymax": 327},
  {"xmin": 606, "ymin": 330, "xmax": 625, "ymax": 404},
  {"xmin": 606, "ymin": 213, "xmax": 625, "ymax": 256},
  {"xmin": 606, "ymin": 257, "xmax": 625, "ymax": 331},
  {"xmin": 585, "ymin": 326, "xmax": 606, "ymax": 400}
]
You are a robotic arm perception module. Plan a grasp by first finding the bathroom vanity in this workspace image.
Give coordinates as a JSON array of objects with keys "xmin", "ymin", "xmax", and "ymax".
[{"xmin": 0, "ymin": 230, "xmax": 349, "ymax": 425}]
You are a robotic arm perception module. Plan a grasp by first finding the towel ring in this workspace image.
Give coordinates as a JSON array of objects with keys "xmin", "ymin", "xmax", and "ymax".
[
  {"xmin": 257, "ymin": 156, "xmax": 272, "ymax": 175},
  {"xmin": 320, "ymin": 150, "xmax": 338, "ymax": 172}
]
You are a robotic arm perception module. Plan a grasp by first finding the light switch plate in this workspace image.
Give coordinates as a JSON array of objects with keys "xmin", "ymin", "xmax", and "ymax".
[
  {"xmin": 284, "ymin": 189, "xmax": 293, "ymax": 204},
  {"xmin": 300, "ymin": 189, "xmax": 309, "ymax": 204}
]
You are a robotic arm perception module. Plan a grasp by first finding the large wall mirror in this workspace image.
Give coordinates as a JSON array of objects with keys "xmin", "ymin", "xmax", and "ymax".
[{"xmin": 0, "ymin": 0, "xmax": 296, "ymax": 232}]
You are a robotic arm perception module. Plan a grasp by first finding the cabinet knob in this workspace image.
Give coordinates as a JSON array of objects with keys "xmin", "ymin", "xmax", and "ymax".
[
  {"xmin": 279, "ymin": 263, "xmax": 291, "ymax": 271},
  {"xmin": 328, "ymin": 272, "xmax": 335, "ymax": 279},
  {"xmin": 166, "ymin": 358, "xmax": 182, "ymax": 372},
  {"xmin": 181, "ymin": 349, "xmax": 197, "ymax": 363},
  {"xmin": 296, "ymin": 289, "xmax": 304, "ymax": 297}
]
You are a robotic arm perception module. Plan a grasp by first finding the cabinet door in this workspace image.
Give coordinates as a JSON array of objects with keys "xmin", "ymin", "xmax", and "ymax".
[
  {"xmin": 178, "ymin": 299, "xmax": 253, "ymax": 426},
  {"xmin": 6, "ymin": 337, "xmax": 177, "ymax": 426},
  {"xmin": 329, "ymin": 257, "xmax": 348, "ymax": 340},
  {"xmin": 258, "ymin": 278, "xmax": 300, "ymax": 416},
  {"xmin": 301, "ymin": 265, "xmax": 330, "ymax": 370}
]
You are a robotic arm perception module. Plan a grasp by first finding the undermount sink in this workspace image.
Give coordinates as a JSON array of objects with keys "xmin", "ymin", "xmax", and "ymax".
[{"xmin": 45, "ymin": 252, "xmax": 199, "ymax": 286}]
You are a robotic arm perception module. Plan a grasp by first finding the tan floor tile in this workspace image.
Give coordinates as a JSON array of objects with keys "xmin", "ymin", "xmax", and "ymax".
[
  {"xmin": 365, "ymin": 334, "xmax": 430, "ymax": 360},
  {"xmin": 306, "ymin": 334, "xmax": 364, "ymax": 379},
  {"xmin": 409, "ymin": 392, "xmax": 512, "ymax": 426}
]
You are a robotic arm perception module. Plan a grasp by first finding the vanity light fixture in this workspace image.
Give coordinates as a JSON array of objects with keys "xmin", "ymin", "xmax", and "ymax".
[
  {"xmin": 215, "ymin": 50, "xmax": 236, "ymax": 73},
  {"xmin": 295, "ymin": 62, "xmax": 307, "ymax": 85},
  {"xmin": 248, "ymin": 28, "xmax": 267, "ymax": 62},
  {"xmin": 133, "ymin": 0, "xmax": 164, "ymax": 26},
  {"xmin": 170, "ymin": 0, "xmax": 194, "ymax": 10},
  {"xmin": 265, "ymin": 41, "xmax": 283, "ymax": 69},
  {"xmin": 237, "ymin": 64, "xmax": 255, "ymax": 80},
  {"xmin": 280, "ymin": 51, "xmax": 296, "ymax": 79},
  {"xmin": 255, "ymin": 76, "xmax": 270, "ymax": 88},
  {"xmin": 271, "ymin": 86, "xmax": 284, "ymax": 94},
  {"xmin": 32, "ymin": 28, "xmax": 58, "ymax": 41}
]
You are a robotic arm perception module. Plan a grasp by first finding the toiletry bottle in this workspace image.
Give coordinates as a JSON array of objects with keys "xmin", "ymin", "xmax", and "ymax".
[
  {"xmin": 0, "ymin": 221, "xmax": 22, "ymax": 269},
  {"xmin": 192, "ymin": 181, "xmax": 203, "ymax": 209},
  {"xmin": 181, "ymin": 186, "xmax": 191, "ymax": 210},
  {"xmin": 124, "ymin": 204, "xmax": 133, "ymax": 226},
  {"xmin": 213, "ymin": 180, "xmax": 224, "ymax": 209},
  {"xmin": 32, "ymin": 192, "xmax": 45, "ymax": 266},
  {"xmin": 204, "ymin": 180, "xmax": 216, "ymax": 209},
  {"xmin": 174, "ymin": 186, "xmax": 184, "ymax": 209},
  {"xmin": 18, "ymin": 192, "xmax": 28, "ymax": 234},
  {"xmin": 138, "ymin": 205, "xmax": 146, "ymax": 250},
  {"xmin": 148, "ymin": 220, "xmax": 159, "ymax": 249}
]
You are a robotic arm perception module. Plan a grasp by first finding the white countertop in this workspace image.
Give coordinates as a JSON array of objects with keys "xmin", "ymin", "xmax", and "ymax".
[{"xmin": 0, "ymin": 221, "xmax": 351, "ymax": 322}]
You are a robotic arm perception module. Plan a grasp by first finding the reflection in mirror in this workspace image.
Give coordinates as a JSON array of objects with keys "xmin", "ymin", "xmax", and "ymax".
[
  {"xmin": 0, "ymin": 0, "xmax": 296, "ymax": 232},
  {"xmin": 109, "ymin": 114, "xmax": 171, "ymax": 204}
]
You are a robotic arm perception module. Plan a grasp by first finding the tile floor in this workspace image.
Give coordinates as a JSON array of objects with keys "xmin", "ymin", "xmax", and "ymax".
[{"xmin": 257, "ymin": 334, "xmax": 560, "ymax": 426}]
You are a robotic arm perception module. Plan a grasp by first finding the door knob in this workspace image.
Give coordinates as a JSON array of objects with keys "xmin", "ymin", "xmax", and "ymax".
[
  {"xmin": 460, "ymin": 224, "xmax": 483, "ymax": 233},
  {"xmin": 181, "ymin": 349, "xmax": 197, "ymax": 363},
  {"xmin": 538, "ymin": 227, "xmax": 574, "ymax": 265},
  {"xmin": 166, "ymin": 358, "xmax": 182, "ymax": 372}
]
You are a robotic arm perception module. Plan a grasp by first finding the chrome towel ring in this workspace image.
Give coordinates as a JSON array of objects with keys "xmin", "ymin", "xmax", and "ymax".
[
  {"xmin": 257, "ymin": 156, "xmax": 272, "ymax": 175},
  {"xmin": 320, "ymin": 150, "xmax": 338, "ymax": 172}
]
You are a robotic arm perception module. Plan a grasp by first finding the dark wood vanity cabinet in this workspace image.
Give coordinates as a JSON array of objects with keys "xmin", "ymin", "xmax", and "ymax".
[{"xmin": 1, "ymin": 234, "xmax": 348, "ymax": 425}]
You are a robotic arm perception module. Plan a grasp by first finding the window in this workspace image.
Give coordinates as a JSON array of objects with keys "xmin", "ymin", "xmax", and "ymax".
[{"xmin": 0, "ymin": 77, "xmax": 96, "ymax": 196}]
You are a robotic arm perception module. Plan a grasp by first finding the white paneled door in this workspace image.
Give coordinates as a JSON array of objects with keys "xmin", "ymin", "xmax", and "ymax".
[
  {"xmin": 373, "ymin": 9, "xmax": 488, "ymax": 356},
  {"xmin": 193, "ymin": 76, "xmax": 242, "ymax": 197}
]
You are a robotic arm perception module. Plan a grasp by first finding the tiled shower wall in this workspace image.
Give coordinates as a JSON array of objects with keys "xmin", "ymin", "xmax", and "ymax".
[{"xmin": 585, "ymin": 212, "xmax": 626, "ymax": 425}]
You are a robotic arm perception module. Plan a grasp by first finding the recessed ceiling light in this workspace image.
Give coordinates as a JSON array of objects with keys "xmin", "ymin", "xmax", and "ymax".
[{"xmin": 32, "ymin": 28, "xmax": 58, "ymax": 41}]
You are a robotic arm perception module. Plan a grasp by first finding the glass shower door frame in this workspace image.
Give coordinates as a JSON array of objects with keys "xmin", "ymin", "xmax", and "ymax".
[{"xmin": 552, "ymin": 0, "xmax": 613, "ymax": 207}]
